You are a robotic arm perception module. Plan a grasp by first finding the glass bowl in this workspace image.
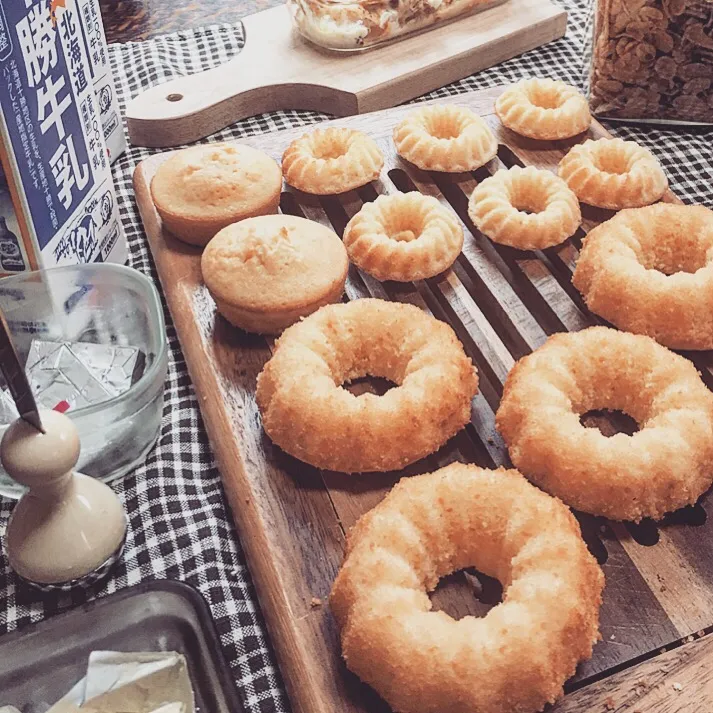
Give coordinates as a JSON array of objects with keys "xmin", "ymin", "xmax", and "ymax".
[{"xmin": 0, "ymin": 264, "xmax": 168, "ymax": 499}]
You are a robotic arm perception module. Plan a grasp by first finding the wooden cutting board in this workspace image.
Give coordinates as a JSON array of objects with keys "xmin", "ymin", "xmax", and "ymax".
[
  {"xmin": 125, "ymin": 0, "xmax": 566, "ymax": 147},
  {"xmin": 133, "ymin": 86, "xmax": 713, "ymax": 713}
]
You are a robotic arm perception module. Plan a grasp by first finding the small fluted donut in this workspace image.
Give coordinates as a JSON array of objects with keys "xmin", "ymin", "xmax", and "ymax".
[
  {"xmin": 256, "ymin": 299, "xmax": 478, "ymax": 473},
  {"xmin": 330, "ymin": 462, "xmax": 604, "ymax": 713},
  {"xmin": 558, "ymin": 138, "xmax": 668, "ymax": 210},
  {"xmin": 393, "ymin": 105, "xmax": 497, "ymax": 172},
  {"xmin": 573, "ymin": 204, "xmax": 713, "ymax": 350},
  {"xmin": 468, "ymin": 166, "xmax": 581, "ymax": 249},
  {"xmin": 343, "ymin": 193, "xmax": 463, "ymax": 281},
  {"xmin": 496, "ymin": 327, "xmax": 713, "ymax": 522},
  {"xmin": 495, "ymin": 79, "xmax": 591, "ymax": 140},
  {"xmin": 282, "ymin": 127, "xmax": 384, "ymax": 195}
]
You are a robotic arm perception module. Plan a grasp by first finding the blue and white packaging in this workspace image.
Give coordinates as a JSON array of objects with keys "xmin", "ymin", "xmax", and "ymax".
[{"xmin": 0, "ymin": 0, "xmax": 126, "ymax": 276}]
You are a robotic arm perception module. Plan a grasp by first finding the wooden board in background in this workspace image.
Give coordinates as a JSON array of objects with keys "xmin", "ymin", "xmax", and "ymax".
[
  {"xmin": 125, "ymin": 0, "xmax": 566, "ymax": 147},
  {"xmin": 133, "ymin": 86, "xmax": 713, "ymax": 713}
]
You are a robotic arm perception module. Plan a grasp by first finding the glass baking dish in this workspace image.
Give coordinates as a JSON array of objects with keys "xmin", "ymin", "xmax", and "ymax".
[
  {"xmin": 0, "ymin": 263, "xmax": 168, "ymax": 498},
  {"xmin": 287, "ymin": 0, "xmax": 506, "ymax": 50}
]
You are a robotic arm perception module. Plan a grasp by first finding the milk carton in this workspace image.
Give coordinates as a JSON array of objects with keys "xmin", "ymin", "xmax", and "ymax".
[{"xmin": 0, "ymin": 0, "xmax": 126, "ymax": 275}]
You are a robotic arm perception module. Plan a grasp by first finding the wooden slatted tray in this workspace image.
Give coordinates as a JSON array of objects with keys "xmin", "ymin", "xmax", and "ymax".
[{"xmin": 133, "ymin": 85, "xmax": 713, "ymax": 713}]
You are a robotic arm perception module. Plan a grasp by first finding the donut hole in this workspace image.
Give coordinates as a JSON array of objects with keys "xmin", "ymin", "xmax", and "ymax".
[
  {"xmin": 509, "ymin": 178, "xmax": 550, "ymax": 215},
  {"xmin": 429, "ymin": 568, "xmax": 503, "ymax": 620},
  {"xmin": 311, "ymin": 138, "xmax": 349, "ymax": 160},
  {"xmin": 525, "ymin": 84, "xmax": 565, "ymax": 110},
  {"xmin": 638, "ymin": 226, "xmax": 711, "ymax": 275},
  {"xmin": 580, "ymin": 409, "xmax": 640, "ymax": 437},
  {"xmin": 426, "ymin": 113, "xmax": 467, "ymax": 140},
  {"xmin": 344, "ymin": 375, "xmax": 397, "ymax": 396},
  {"xmin": 382, "ymin": 208, "xmax": 427, "ymax": 243},
  {"xmin": 592, "ymin": 148, "xmax": 633, "ymax": 175}
]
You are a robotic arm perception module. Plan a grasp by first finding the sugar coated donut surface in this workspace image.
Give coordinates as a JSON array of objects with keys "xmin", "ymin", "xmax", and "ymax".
[
  {"xmin": 281, "ymin": 127, "xmax": 383, "ymax": 195},
  {"xmin": 574, "ymin": 204, "xmax": 713, "ymax": 350},
  {"xmin": 255, "ymin": 299, "xmax": 478, "ymax": 473},
  {"xmin": 558, "ymin": 138, "xmax": 667, "ymax": 209},
  {"xmin": 495, "ymin": 79, "xmax": 591, "ymax": 140},
  {"xmin": 344, "ymin": 193, "xmax": 463, "ymax": 281},
  {"xmin": 497, "ymin": 327, "xmax": 713, "ymax": 521},
  {"xmin": 330, "ymin": 462, "xmax": 604, "ymax": 713},
  {"xmin": 468, "ymin": 166, "xmax": 581, "ymax": 249},
  {"xmin": 393, "ymin": 105, "xmax": 497, "ymax": 172}
]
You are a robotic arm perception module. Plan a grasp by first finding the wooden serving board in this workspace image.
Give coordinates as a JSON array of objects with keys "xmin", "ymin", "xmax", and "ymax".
[
  {"xmin": 133, "ymin": 86, "xmax": 713, "ymax": 713},
  {"xmin": 125, "ymin": 0, "xmax": 566, "ymax": 147}
]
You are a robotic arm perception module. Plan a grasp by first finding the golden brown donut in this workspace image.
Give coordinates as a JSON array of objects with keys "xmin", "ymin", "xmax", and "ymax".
[
  {"xmin": 558, "ymin": 138, "xmax": 668, "ymax": 209},
  {"xmin": 330, "ymin": 462, "xmax": 604, "ymax": 713},
  {"xmin": 256, "ymin": 299, "xmax": 478, "ymax": 472},
  {"xmin": 343, "ymin": 193, "xmax": 464, "ymax": 281},
  {"xmin": 573, "ymin": 204, "xmax": 713, "ymax": 350},
  {"xmin": 495, "ymin": 79, "xmax": 591, "ymax": 140},
  {"xmin": 468, "ymin": 166, "xmax": 581, "ymax": 249},
  {"xmin": 201, "ymin": 215, "xmax": 348, "ymax": 334},
  {"xmin": 496, "ymin": 326, "xmax": 713, "ymax": 522},
  {"xmin": 281, "ymin": 127, "xmax": 384, "ymax": 194},
  {"xmin": 150, "ymin": 143, "xmax": 282, "ymax": 246},
  {"xmin": 393, "ymin": 105, "xmax": 497, "ymax": 172}
]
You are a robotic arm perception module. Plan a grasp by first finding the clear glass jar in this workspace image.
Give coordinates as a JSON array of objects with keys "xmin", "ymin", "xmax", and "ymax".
[
  {"xmin": 0, "ymin": 263, "xmax": 168, "ymax": 498},
  {"xmin": 586, "ymin": 0, "xmax": 713, "ymax": 124},
  {"xmin": 287, "ymin": 0, "xmax": 503, "ymax": 50}
]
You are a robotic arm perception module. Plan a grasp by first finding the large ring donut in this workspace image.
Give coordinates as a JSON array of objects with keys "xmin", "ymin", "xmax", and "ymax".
[
  {"xmin": 573, "ymin": 204, "xmax": 713, "ymax": 350},
  {"xmin": 496, "ymin": 326, "xmax": 713, "ymax": 522},
  {"xmin": 330, "ymin": 462, "xmax": 604, "ymax": 713},
  {"xmin": 393, "ymin": 105, "xmax": 498, "ymax": 172},
  {"xmin": 282, "ymin": 127, "xmax": 384, "ymax": 195},
  {"xmin": 495, "ymin": 79, "xmax": 591, "ymax": 140},
  {"xmin": 558, "ymin": 138, "xmax": 668, "ymax": 209},
  {"xmin": 256, "ymin": 298, "xmax": 478, "ymax": 473},
  {"xmin": 343, "ymin": 193, "xmax": 464, "ymax": 281},
  {"xmin": 468, "ymin": 166, "xmax": 581, "ymax": 249}
]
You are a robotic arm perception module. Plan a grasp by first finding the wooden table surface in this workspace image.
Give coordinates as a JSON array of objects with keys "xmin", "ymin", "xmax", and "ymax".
[{"xmin": 99, "ymin": 0, "xmax": 277, "ymax": 43}]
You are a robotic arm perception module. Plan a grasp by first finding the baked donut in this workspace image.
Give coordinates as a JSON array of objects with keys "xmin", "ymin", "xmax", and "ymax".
[
  {"xmin": 468, "ymin": 166, "xmax": 581, "ymax": 249},
  {"xmin": 496, "ymin": 326, "xmax": 713, "ymax": 522},
  {"xmin": 256, "ymin": 299, "xmax": 478, "ymax": 472},
  {"xmin": 558, "ymin": 138, "xmax": 668, "ymax": 209},
  {"xmin": 343, "ymin": 193, "xmax": 463, "ymax": 281},
  {"xmin": 150, "ymin": 143, "xmax": 282, "ymax": 246},
  {"xmin": 201, "ymin": 215, "xmax": 348, "ymax": 334},
  {"xmin": 330, "ymin": 462, "xmax": 604, "ymax": 713},
  {"xmin": 282, "ymin": 127, "xmax": 384, "ymax": 195},
  {"xmin": 393, "ymin": 105, "xmax": 497, "ymax": 172},
  {"xmin": 495, "ymin": 79, "xmax": 591, "ymax": 140},
  {"xmin": 573, "ymin": 204, "xmax": 713, "ymax": 350}
]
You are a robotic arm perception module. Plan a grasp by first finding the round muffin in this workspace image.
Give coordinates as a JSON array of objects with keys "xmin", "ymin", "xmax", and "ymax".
[
  {"xmin": 573, "ymin": 204, "xmax": 713, "ymax": 350},
  {"xmin": 282, "ymin": 127, "xmax": 384, "ymax": 195},
  {"xmin": 496, "ymin": 326, "xmax": 713, "ymax": 522},
  {"xmin": 150, "ymin": 143, "xmax": 282, "ymax": 246},
  {"xmin": 393, "ymin": 105, "xmax": 498, "ymax": 172},
  {"xmin": 343, "ymin": 193, "xmax": 464, "ymax": 281},
  {"xmin": 330, "ymin": 462, "xmax": 604, "ymax": 713},
  {"xmin": 495, "ymin": 79, "xmax": 591, "ymax": 140},
  {"xmin": 468, "ymin": 165, "xmax": 581, "ymax": 249},
  {"xmin": 256, "ymin": 298, "xmax": 478, "ymax": 473},
  {"xmin": 201, "ymin": 215, "xmax": 348, "ymax": 334},
  {"xmin": 558, "ymin": 138, "xmax": 668, "ymax": 210}
]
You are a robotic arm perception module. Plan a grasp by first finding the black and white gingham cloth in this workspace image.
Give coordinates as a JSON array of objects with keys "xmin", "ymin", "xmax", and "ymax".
[{"xmin": 0, "ymin": 0, "xmax": 712, "ymax": 711}]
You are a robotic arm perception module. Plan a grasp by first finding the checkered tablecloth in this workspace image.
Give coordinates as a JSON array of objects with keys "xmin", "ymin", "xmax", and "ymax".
[{"xmin": 0, "ymin": 0, "xmax": 711, "ymax": 711}]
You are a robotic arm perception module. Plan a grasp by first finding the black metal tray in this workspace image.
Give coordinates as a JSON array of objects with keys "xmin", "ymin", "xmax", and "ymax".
[{"xmin": 0, "ymin": 579, "xmax": 244, "ymax": 713}]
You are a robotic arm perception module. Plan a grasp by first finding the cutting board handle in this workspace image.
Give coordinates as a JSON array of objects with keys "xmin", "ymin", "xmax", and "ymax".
[
  {"xmin": 125, "ymin": 1, "xmax": 567, "ymax": 149},
  {"xmin": 125, "ymin": 10, "xmax": 357, "ymax": 148}
]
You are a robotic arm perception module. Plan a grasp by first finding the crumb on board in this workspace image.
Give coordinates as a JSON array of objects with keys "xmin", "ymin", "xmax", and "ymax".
[
  {"xmin": 672, "ymin": 682, "xmax": 683, "ymax": 691},
  {"xmin": 610, "ymin": 634, "xmax": 616, "ymax": 640},
  {"xmin": 310, "ymin": 597, "xmax": 322, "ymax": 607},
  {"xmin": 605, "ymin": 697, "xmax": 615, "ymax": 710}
]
